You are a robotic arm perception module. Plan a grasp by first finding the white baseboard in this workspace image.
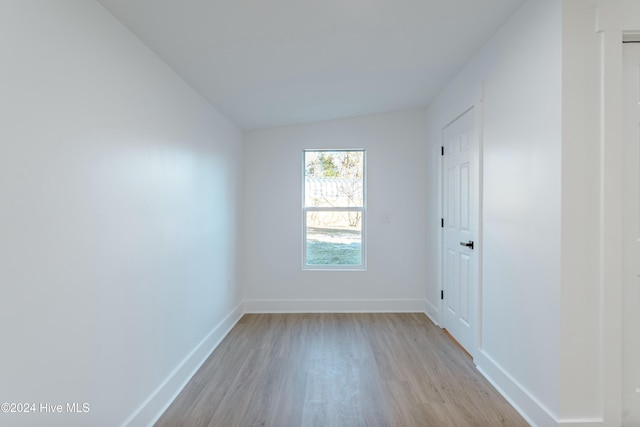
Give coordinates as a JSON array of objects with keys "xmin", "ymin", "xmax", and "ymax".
[
  {"xmin": 475, "ymin": 349, "xmax": 557, "ymax": 427},
  {"xmin": 424, "ymin": 298, "xmax": 440, "ymax": 326},
  {"xmin": 556, "ymin": 419, "xmax": 604, "ymax": 426},
  {"xmin": 121, "ymin": 302, "xmax": 244, "ymax": 427},
  {"xmin": 244, "ymin": 298, "xmax": 427, "ymax": 313}
]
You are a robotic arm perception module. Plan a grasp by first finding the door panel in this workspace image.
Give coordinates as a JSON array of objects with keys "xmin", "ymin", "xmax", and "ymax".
[
  {"xmin": 442, "ymin": 107, "xmax": 476, "ymax": 354},
  {"xmin": 623, "ymin": 42, "xmax": 640, "ymax": 426},
  {"xmin": 460, "ymin": 253, "xmax": 471, "ymax": 327},
  {"xmin": 447, "ymin": 167, "xmax": 457, "ymax": 227},
  {"xmin": 446, "ymin": 248, "xmax": 457, "ymax": 316},
  {"xmin": 461, "ymin": 162, "xmax": 470, "ymax": 231}
]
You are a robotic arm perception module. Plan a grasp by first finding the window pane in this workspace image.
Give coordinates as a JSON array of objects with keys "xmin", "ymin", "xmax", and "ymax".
[
  {"xmin": 306, "ymin": 211, "xmax": 362, "ymax": 266},
  {"xmin": 304, "ymin": 151, "xmax": 364, "ymax": 208}
]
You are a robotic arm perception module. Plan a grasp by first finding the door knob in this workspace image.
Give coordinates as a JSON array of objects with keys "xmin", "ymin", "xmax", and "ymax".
[{"xmin": 459, "ymin": 240, "xmax": 474, "ymax": 250}]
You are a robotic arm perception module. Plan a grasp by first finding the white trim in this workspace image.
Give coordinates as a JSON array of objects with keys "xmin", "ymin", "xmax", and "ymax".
[
  {"xmin": 304, "ymin": 207, "xmax": 365, "ymax": 212},
  {"xmin": 598, "ymin": 29, "xmax": 624, "ymax": 427},
  {"xmin": 425, "ymin": 298, "xmax": 440, "ymax": 326},
  {"xmin": 557, "ymin": 419, "xmax": 605, "ymax": 426},
  {"xmin": 473, "ymin": 87, "xmax": 485, "ymax": 355},
  {"xmin": 243, "ymin": 298, "xmax": 427, "ymax": 313},
  {"xmin": 437, "ymin": 138, "xmax": 444, "ymax": 325},
  {"xmin": 121, "ymin": 302, "xmax": 244, "ymax": 427},
  {"xmin": 475, "ymin": 350, "xmax": 557, "ymax": 427},
  {"xmin": 591, "ymin": 3, "xmax": 639, "ymax": 424}
]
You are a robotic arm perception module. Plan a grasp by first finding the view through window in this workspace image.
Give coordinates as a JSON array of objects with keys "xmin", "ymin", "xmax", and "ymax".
[{"xmin": 303, "ymin": 150, "xmax": 365, "ymax": 269}]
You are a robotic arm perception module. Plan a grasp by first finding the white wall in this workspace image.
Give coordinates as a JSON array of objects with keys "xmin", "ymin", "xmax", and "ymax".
[
  {"xmin": 425, "ymin": 0, "xmax": 562, "ymax": 424},
  {"xmin": 242, "ymin": 110, "xmax": 428, "ymax": 312},
  {"xmin": 0, "ymin": 1, "xmax": 243, "ymax": 426}
]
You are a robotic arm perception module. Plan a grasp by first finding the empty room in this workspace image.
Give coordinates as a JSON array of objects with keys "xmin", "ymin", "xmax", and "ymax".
[{"xmin": 1, "ymin": 0, "xmax": 638, "ymax": 426}]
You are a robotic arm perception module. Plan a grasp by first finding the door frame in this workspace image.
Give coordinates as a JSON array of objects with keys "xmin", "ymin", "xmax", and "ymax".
[
  {"xmin": 439, "ymin": 88, "xmax": 484, "ymax": 359},
  {"xmin": 597, "ymin": 1, "xmax": 640, "ymax": 422},
  {"xmin": 622, "ymin": 39, "xmax": 640, "ymax": 425}
]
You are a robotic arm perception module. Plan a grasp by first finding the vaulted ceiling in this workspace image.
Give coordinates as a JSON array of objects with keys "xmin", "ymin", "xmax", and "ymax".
[{"xmin": 97, "ymin": 0, "xmax": 526, "ymax": 130}]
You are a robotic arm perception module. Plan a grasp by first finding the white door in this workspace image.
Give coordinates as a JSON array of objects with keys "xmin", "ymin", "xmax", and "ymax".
[
  {"xmin": 442, "ymin": 107, "xmax": 477, "ymax": 355},
  {"xmin": 622, "ymin": 42, "xmax": 640, "ymax": 426}
]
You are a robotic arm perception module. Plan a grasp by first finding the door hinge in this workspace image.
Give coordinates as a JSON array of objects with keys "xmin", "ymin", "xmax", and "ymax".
[
  {"xmin": 441, "ymin": 218, "xmax": 444, "ymax": 228},
  {"xmin": 441, "ymin": 146, "xmax": 444, "ymax": 156},
  {"xmin": 441, "ymin": 290, "xmax": 444, "ymax": 300}
]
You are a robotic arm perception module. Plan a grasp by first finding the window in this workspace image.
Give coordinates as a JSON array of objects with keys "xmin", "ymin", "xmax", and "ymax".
[{"xmin": 303, "ymin": 150, "xmax": 365, "ymax": 269}]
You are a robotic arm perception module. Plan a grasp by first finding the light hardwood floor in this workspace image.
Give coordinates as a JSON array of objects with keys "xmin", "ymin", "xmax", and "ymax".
[{"xmin": 155, "ymin": 313, "xmax": 529, "ymax": 427}]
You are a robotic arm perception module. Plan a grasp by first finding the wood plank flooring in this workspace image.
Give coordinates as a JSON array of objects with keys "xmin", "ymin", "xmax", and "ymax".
[{"xmin": 154, "ymin": 313, "xmax": 529, "ymax": 427}]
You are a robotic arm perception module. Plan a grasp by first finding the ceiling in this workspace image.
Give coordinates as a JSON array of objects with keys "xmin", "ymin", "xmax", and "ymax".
[{"xmin": 96, "ymin": 0, "xmax": 526, "ymax": 130}]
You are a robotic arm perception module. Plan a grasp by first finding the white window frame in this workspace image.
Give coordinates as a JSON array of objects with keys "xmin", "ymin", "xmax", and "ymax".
[{"xmin": 302, "ymin": 149, "xmax": 366, "ymax": 271}]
